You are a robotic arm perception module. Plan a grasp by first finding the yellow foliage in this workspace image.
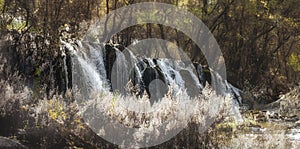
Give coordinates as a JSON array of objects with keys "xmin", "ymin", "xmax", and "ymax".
[
  {"xmin": 49, "ymin": 109, "xmax": 58, "ymax": 119},
  {"xmin": 35, "ymin": 68, "xmax": 41, "ymax": 76},
  {"xmin": 216, "ymin": 121, "xmax": 238, "ymax": 132},
  {"xmin": 0, "ymin": 0, "xmax": 4, "ymax": 12},
  {"xmin": 48, "ymin": 99, "xmax": 67, "ymax": 122},
  {"xmin": 6, "ymin": 18, "xmax": 27, "ymax": 31},
  {"xmin": 109, "ymin": 92, "xmax": 119, "ymax": 113},
  {"xmin": 288, "ymin": 53, "xmax": 300, "ymax": 72}
]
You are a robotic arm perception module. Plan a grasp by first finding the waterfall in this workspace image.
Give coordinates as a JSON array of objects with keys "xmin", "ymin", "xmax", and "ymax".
[
  {"xmin": 110, "ymin": 47, "xmax": 130, "ymax": 94},
  {"xmin": 62, "ymin": 40, "xmax": 242, "ymax": 104},
  {"xmin": 63, "ymin": 40, "xmax": 107, "ymax": 99},
  {"xmin": 85, "ymin": 42, "xmax": 107, "ymax": 83},
  {"xmin": 74, "ymin": 53, "xmax": 105, "ymax": 97}
]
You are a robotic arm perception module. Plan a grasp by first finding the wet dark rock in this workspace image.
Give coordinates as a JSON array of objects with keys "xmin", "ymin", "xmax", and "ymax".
[
  {"xmin": 131, "ymin": 59, "xmax": 168, "ymax": 103},
  {"xmin": 193, "ymin": 63, "xmax": 212, "ymax": 87},
  {"xmin": 193, "ymin": 63, "xmax": 207, "ymax": 87},
  {"xmin": 179, "ymin": 69, "xmax": 201, "ymax": 97},
  {"xmin": 104, "ymin": 44, "xmax": 117, "ymax": 86}
]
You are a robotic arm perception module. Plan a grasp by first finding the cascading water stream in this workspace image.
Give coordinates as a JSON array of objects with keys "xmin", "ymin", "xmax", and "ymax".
[
  {"xmin": 62, "ymin": 40, "xmax": 242, "ymax": 104},
  {"xmin": 62, "ymin": 52, "xmax": 69, "ymax": 90},
  {"xmin": 85, "ymin": 43, "xmax": 107, "ymax": 83},
  {"xmin": 110, "ymin": 47, "xmax": 130, "ymax": 94},
  {"xmin": 63, "ymin": 40, "xmax": 108, "ymax": 99}
]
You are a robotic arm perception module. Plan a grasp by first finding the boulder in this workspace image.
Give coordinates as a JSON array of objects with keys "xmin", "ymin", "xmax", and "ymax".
[
  {"xmin": 278, "ymin": 86, "xmax": 300, "ymax": 117},
  {"xmin": 0, "ymin": 136, "xmax": 27, "ymax": 149}
]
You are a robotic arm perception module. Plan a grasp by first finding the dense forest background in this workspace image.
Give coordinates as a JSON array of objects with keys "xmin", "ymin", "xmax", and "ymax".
[{"xmin": 0, "ymin": 0, "xmax": 299, "ymax": 104}]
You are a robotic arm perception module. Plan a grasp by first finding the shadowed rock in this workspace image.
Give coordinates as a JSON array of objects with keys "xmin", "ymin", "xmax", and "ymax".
[{"xmin": 0, "ymin": 136, "xmax": 27, "ymax": 149}]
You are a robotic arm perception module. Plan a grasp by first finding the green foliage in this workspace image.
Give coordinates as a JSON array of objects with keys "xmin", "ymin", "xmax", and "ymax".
[
  {"xmin": 35, "ymin": 68, "xmax": 41, "ymax": 77},
  {"xmin": 0, "ymin": 0, "xmax": 4, "ymax": 12},
  {"xmin": 215, "ymin": 121, "xmax": 237, "ymax": 132},
  {"xmin": 48, "ymin": 99, "xmax": 67, "ymax": 121},
  {"xmin": 288, "ymin": 53, "xmax": 300, "ymax": 72},
  {"xmin": 110, "ymin": 91, "xmax": 119, "ymax": 113}
]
